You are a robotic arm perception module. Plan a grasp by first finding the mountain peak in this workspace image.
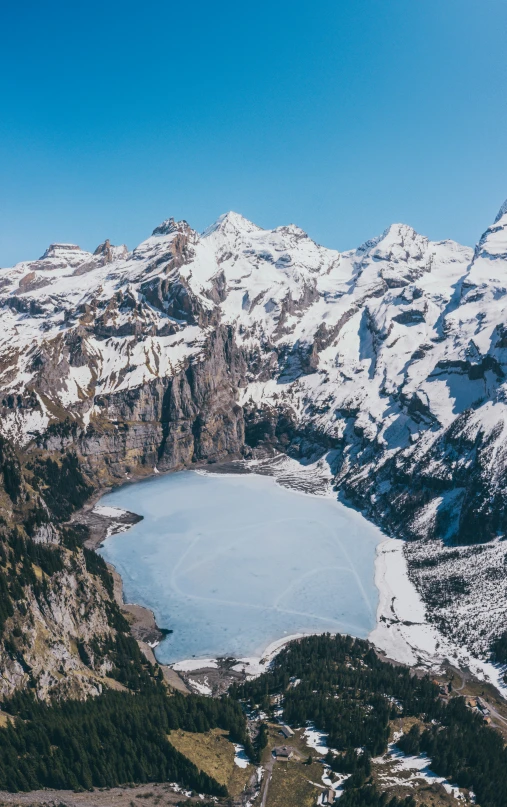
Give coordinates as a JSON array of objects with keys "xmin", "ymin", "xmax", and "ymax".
[
  {"xmin": 202, "ymin": 211, "xmax": 262, "ymax": 238},
  {"xmin": 39, "ymin": 243, "xmax": 85, "ymax": 260},
  {"xmin": 355, "ymin": 223, "xmax": 422, "ymax": 257},
  {"xmin": 382, "ymin": 222, "xmax": 421, "ymax": 241},
  {"xmin": 94, "ymin": 239, "xmax": 111, "ymax": 255},
  {"xmin": 152, "ymin": 218, "xmax": 192, "ymax": 237},
  {"xmin": 93, "ymin": 239, "xmax": 129, "ymax": 263}
]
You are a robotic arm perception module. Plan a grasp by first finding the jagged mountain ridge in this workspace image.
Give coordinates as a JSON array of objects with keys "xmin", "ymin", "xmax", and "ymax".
[
  {"xmin": 2, "ymin": 202, "xmax": 507, "ymax": 664},
  {"xmin": 1, "ymin": 206, "xmax": 505, "ymax": 539}
]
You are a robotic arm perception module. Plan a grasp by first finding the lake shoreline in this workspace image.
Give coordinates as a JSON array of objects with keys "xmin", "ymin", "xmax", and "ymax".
[
  {"xmin": 78, "ymin": 454, "xmax": 507, "ymax": 700},
  {"xmin": 71, "ymin": 499, "xmax": 191, "ymax": 693},
  {"xmin": 97, "ymin": 460, "xmax": 381, "ymax": 665},
  {"xmin": 371, "ymin": 536, "xmax": 507, "ymax": 697}
]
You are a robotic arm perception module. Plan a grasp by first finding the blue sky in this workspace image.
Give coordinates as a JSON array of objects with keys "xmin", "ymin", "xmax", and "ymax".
[{"xmin": 1, "ymin": 0, "xmax": 506, "ymax": 265}]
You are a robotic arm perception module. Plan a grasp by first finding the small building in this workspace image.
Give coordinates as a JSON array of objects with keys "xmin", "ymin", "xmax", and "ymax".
[
  {"xmin": 323, "ymin": 788, "xmax": 336, "ymax": 804},
  {"xmin": 274, "ymin": 745, "xmax": 293, "ymax": 761},
  {"xmin": 280, "ymin": 724, "xmax": 294, "ymax": 739},
  {"xmin": 477, "ymin": 697, "xmax": 490, "ymax": 714}
]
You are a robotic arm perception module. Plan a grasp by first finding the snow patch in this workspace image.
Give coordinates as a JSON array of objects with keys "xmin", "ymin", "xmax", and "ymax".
[{"xmin": 233, "ymin": 743, "xmax": 250, "ymax": 768}]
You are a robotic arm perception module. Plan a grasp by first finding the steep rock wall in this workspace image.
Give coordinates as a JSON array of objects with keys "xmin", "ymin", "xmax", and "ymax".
[{"xmin": 35, "ymin": 326, "xmax": 247, "ymax": 485}]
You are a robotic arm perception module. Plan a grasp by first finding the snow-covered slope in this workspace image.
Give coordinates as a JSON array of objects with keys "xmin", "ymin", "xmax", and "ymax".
[
  {"xmin": 2, "ymin": 203, "xmax": 507, "ymax": 663},
  {"xmin": 0, "ymin": 211, "xmax": 474, "ymax": 447}
]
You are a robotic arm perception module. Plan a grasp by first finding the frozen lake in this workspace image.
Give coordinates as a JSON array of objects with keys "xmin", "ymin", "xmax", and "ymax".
[{"xmin": 98, "ymin": 471, "xmax": 384, "ymax": 664}]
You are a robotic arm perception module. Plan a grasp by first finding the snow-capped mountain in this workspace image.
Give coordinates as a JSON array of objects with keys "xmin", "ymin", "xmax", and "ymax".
[
  {"xmin": 2, "ymin": 202, "xmax": 507, "ymax": 662},
  {"xmin": 0, "ymin": 209, "xmax": 475, "ymax": 457}
]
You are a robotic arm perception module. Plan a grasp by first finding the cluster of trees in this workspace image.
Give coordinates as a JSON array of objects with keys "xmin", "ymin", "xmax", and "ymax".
[
  {"xmin": 398, "ymin": 698, "xmax": 507, "ymax": 807},
  {"xmin": 255, "ymin": 721, "xmax": 268, "ymax": 757},
  {"xmin": 0, "ymin": 525, "xmax": 67, "ymax": 642},
  {"xmin": 491, "ymin": 629, "xmax": 507, "ymax": 666},
  {"xmin": 0, "ymin": 570, "xmax": 14, "ymax": 638},
  {"xmin": 61, "ymin": 521, "xmax": 91, "ymax": 551},
  {"xmin": 243, "ymin": 720, "xmax": 268, "ymax": 764},
  {"xmin": 8, "ymin": 528, "xmax": 64, "ymax": 577},
  {"xmin": 325, "ymin": 746, "xmax": 372, "ymax": 789},
  {"xmin": 93, "ymin": 633, "xmax": 158, "ymax": 691},
  {"xmin": 232, "ymin": 633, "xmax": 438, "ymax": 758},
  {"xmin": 0, "ymin": 434, "xmax": 23, "ymax": 501},
  {"xmin": 83, "ymin": 545, "xmax": 114, "ymax": 597},
  {"xmin": 232, "ymin": 633, "xmax": 507, "ymax": 807},
  {"xmin": 0, "ymin": 685, "xmax": 247, "ymax": 794},
  {"xmin": 33, "ymin": 417, "xmax": 79, "ymax": 448},
  {"xmin": 424, "ymin": 574, "xmax": 470, "ymax": 610},
  {"xmin": 28, "ymin": 451, "xmax": 93, "ymax": 521}
]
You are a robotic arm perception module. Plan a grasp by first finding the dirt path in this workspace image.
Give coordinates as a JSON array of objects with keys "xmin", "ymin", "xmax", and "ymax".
[
  {"xmin": 259, "ymin": 756, "xmax": 274, "ymax": 807},
  {"xmin": 257, "ymin": 744, "xmax": 306, "ymax": 807}
]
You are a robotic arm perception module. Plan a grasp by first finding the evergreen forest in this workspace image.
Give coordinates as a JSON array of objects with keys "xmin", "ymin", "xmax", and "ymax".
[{"xmin": 232, "ymin": 633, "xmax": 507, "ymax": 807}]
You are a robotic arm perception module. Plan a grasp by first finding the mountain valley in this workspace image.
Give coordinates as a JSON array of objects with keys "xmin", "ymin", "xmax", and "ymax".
[{"xmin": 1, "ymin": 201, "xmax": 507, "ymax": 805}]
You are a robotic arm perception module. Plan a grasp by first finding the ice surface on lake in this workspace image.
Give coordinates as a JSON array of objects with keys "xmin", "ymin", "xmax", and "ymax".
[{"xmin": 98, "ymin": 471, "xmax": 383, "ymax": 663}]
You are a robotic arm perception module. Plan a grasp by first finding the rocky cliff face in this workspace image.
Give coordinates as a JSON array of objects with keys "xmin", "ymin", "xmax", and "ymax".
[
  {"xmin": 1, "ymin": 554, "xmax": 114, "ymax": 702},
  {"xmin": 36, "ymin": 324, "xmax": 246, "ymax": 485},
  {"xmin": 0, "ymin": 437, "xmax": 124, "ymax": 702},
  {"xmin": 1, "ymin": 203, "xmax": 507, "ymax": 678},
  {"xmin": 0, "ymin": 219, "xmax": 246, "ymax": 480}
]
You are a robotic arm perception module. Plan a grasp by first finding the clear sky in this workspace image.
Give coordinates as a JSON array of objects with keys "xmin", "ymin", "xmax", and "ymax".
[{"xmin": 1, "ymin": 0, "xmax": 506, "ymax": 266}]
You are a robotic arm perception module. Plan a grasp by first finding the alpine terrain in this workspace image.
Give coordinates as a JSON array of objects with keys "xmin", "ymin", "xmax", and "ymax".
[{"xmin": 1, "ymin": 200, "xmax": 507, "ymax": 805}]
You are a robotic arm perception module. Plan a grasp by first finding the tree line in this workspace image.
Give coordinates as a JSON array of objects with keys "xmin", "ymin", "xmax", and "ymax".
[
  {"xmin": 398, "ymin": 697, "xmax": 507, "ymax": 807},
  {"xmin": 231, "ymin": 633, "xmax": 507, "ymax": 807},
  {"xmin": 0, "ymin": 683, "xmax": 247, "ymax": 795},
  {"xmin": 232, "ymin": 633, "xmax": 439, "ymax": 757}
]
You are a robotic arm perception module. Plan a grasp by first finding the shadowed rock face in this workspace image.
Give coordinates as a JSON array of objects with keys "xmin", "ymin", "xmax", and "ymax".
[{"xmin": 76, "ymin": 324, "xmax": 246, "ymax": 483}]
